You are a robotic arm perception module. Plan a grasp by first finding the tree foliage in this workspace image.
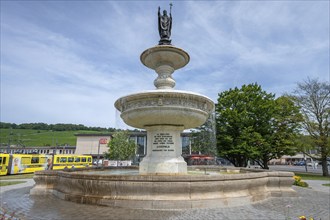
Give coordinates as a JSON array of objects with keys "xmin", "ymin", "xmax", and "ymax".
[
  {"xmin": 216, "ymin": 83, "xmax": 302, "ymax": 169},
  {"xmin": 290, "ymin": 78, "xmax": 330, "ymax": 176},
  {"xmin": 104, "ymin": 131, "xmax": 136, "ymax": 161},
  {"xmin": 0, "ymin": 122, "xmax": 118, "ymax": 132}
]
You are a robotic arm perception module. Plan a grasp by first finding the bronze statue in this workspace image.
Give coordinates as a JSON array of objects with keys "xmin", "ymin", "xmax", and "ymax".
[{"xmin": 158, "ymin": 4, "xmax": 172, "ymax": 45}]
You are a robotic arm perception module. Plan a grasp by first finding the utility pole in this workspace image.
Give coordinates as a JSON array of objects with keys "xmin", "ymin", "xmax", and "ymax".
[{"xmin": 7, "ymin": 128, "xmax": 13, "ymax": 153}]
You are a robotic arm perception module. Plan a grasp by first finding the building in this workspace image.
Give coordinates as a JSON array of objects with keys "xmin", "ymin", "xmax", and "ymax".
[
  {"xmin": 74, "ymin": 133, "xmax": 112, "ymax": 157},
  {"xmin": 74, "ymin": 131, "xmax": 192, "ymax": 162}
]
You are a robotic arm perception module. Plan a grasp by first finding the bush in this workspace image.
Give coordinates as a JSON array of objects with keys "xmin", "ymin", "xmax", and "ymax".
[{"xmin": 293, "ymin": 175, "xmax": 309, "ymax": 187}]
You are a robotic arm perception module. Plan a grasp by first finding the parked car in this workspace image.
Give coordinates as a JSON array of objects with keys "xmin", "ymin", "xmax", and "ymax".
[
  {"xmin": 293, "ymin": 161, "xmax": 301, "ymax": 166},
  {"xmin": 297, "ymin": 161, "xmax": 306, "ymax": 166},
  {"xmin": 318, "ymin": 161, "xmax": 330, "ymax": 165}
]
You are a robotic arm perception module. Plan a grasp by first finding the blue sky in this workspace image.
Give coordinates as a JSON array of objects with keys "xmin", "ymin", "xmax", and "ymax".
[{"xmin": 1, "ymin": 1, "xmax": 329, "ymax": 129}]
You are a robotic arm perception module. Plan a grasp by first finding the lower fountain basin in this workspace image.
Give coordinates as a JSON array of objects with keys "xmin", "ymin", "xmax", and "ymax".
[
  {"xmin": 114, "ymin": 90, "xmax": 215, "ymax": 129},
  {"xmin": 30, "ymin": 166, "xmax": 296, "ymax": 210}
]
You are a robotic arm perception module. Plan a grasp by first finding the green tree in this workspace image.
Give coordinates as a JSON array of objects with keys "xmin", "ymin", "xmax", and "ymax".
[
  {"xmin": 104, "ymin": 131, "xmax": 136, "ymax": 161},
  {"xmin": 216, "ymin": 83, "xmax": 302, "ymax": 169},
  {"xmin": 290, "ymin": 78, "xmax": 330, "ymax": 176}
]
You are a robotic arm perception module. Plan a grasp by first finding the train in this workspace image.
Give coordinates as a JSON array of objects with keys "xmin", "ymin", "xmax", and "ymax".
[{"xmin": 0, "ymin": 153, "xmax": 92, "ymax": 175}]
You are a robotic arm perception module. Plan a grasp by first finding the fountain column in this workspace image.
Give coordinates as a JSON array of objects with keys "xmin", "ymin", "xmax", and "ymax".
[{"xmin": 139, "ymin": 45, "xmax": 190, "ymax": 174}]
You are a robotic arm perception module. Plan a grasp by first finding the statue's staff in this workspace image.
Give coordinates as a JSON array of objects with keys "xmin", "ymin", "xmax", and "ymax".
[{"xmin": 170, "ymin": 3, "xmax": 173, "ymax": 14}]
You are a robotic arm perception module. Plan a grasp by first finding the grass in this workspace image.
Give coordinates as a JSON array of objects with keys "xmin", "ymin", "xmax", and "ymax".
[
  {"xmin": 322, "ymin": 183, "xmax": 330, "ymax": 187},
  {"xmin": 294, "ymin": 172, "xmax": 330, "ymax": 181},
  {"xmin": 0, "ymin": 173, "xmax": 34, "ymax": 180},
  {"xmin": 0, "ymin": 128, "xmax": 106, "ymax": 147},
  {"xmin": 0, "ymin": 180, "xmax": 26, "ymax": 187}
]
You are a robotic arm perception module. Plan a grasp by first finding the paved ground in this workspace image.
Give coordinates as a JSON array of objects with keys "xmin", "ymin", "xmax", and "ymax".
[{"xmin": 0, "ymin": 178, "xmax": 329, "ymax": 220}]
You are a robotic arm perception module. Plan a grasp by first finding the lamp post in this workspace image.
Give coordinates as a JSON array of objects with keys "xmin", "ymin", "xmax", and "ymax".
[
  {"xmin": 97, "ymin": 141, "xmax": 100, "ymax": 167},
  {"xmin": 7, "ymin": 128, "xmax": 13, "ymax": 154}
]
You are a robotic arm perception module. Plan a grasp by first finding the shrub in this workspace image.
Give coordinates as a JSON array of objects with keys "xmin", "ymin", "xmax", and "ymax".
[{"xmin": 293, "ymin": 175, "xmax": 309, "ymax": 187}]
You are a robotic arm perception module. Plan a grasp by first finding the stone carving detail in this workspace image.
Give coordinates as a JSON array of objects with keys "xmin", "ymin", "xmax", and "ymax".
[{"xmin": 121, "ymin": 96, "xmax": 212, "ymax": 113}]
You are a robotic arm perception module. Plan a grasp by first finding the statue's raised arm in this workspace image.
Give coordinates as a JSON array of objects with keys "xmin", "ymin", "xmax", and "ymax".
[{"xmin": 158, "ymin": 6, "xmax": 172, "ymax": 45}]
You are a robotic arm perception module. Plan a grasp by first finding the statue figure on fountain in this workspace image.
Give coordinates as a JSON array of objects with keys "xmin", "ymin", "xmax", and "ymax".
[{"xmin": 158, "ymin": 5, "xmax": 172, "ymax": 45}]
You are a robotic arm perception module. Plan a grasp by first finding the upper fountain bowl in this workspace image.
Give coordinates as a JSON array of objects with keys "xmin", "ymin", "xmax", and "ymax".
[{"xmin": 141, "ymin": 45, "xmax": 190, "ymax": 71}]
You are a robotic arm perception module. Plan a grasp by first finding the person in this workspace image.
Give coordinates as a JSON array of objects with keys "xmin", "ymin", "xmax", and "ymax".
[
  {"xmin": 158, "ymin": 6, "xmax": 172, "ymax": 45},
  {"xmin": 46, "ymin": 158, "xmax": 53, "ymax": 170}
]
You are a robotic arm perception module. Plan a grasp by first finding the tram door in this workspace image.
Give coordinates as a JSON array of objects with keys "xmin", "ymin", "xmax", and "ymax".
[{"xmin": 0, "ymin": 154, "xmax": 9, "ymax": 175}]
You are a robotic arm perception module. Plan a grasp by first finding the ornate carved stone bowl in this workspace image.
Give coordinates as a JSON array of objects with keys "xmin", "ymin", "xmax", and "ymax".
[{"xmin": 115, "ymin": 90, "xmax": 214, "ymax": 129}]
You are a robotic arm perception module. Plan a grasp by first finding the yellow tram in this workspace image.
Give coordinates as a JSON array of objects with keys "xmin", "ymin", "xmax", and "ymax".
[
  {"xmin": 0, "ymin": 153, "xmax": 48, "ymax": 175},
  {"xmin": 0, "ymin": 153, "xmax": 10, "ymax": 175},
  {"xmin": 0, "ymin": 153, "xmax": 93, "ymax": 175},
  {"xmin": 49, "ymin": 155, "xmax": 93, "ymax": 170}
]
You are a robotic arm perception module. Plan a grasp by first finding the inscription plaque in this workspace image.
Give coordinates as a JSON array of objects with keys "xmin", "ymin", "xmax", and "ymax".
[{"xmin": 152, "ymin": 133, "xmax": 175, "ymax": 152}]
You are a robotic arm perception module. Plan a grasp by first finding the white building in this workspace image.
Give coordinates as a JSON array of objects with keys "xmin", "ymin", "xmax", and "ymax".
[{"xmin": 75, "ymin": 133, "xmax": 112, "ymax": 157}]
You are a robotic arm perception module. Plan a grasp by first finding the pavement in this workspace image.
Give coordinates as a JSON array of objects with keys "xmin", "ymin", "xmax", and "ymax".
[
  {"xmin": 0, "ymin": 178, "xmax": 329, "ymax": 220},
  {"xmin": 0, "ymin": 179, "xmax": 35, "ymax": 194}
]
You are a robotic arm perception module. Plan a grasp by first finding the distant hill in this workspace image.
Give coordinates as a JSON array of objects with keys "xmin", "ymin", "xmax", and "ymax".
[
  {"xmin": 0, "ymin": 122, "xmax": 117, "ymax": 132},
  {"xmin": 0, "ymin": 122, "xmax": 139, "ymax": 147},
  {"xmin": 0, "ymin": 128, "xmax": 107, "ymax": 147}
]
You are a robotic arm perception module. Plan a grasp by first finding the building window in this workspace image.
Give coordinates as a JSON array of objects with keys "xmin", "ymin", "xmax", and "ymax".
[
  {"xmin": 182, "ymin": 136, "xmax": 190, "ymax": 155},
  {"xmin": 137, "ymin": 136, "xmax": 146, "ymax": 155}
]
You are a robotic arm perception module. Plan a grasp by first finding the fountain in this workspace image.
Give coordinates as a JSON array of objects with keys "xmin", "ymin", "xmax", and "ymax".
[
  {"xmin": 30, "ymin": 6, "xmax": 296, "ymax": 209},
  {"xmin": 115, "ymin": 46, "xmax": 214, "ymax": 175}
]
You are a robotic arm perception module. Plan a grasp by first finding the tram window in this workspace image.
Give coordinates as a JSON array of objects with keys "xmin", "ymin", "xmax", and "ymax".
[
  {"xmin": 82, "ymin": 157, "xmax": 86, "ymax": 162},
  {"xmin": 60, "ymin": 157, "xmax": 67, "ymax": 163},
  {"xmin": 56, "ymin": 157, "xmax": 60, "ymax": 163},
  {"xmin": 68, "ymin": 157, "xmax": 74, "ymax": 162},
  {"xmin": 75, "ymin": 157, "xmax": 81, "ymax": 162},
  {"xmin": 0, "ymin": 157, "xmax": 2, "ymax": 164},
  {"xmin": 31, "ymin": 157, "xmax": 39, "ymax": 164},
  {"xmin": 88, "ymin": 158, "xmax": 91, "ymax": 162}
]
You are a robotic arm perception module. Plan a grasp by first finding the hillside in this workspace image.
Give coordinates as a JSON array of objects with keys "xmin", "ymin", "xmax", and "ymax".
[{"xmin": 0, "ymin": 129, "xmax": 107, "ymax": 147}]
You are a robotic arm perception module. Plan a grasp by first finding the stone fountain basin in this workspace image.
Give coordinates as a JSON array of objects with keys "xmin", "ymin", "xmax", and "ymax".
[
  {"xmin": 140, "ymin": 45, "xmax": 190, "ymax": 70},
  {"xmin": 115, "ymin": 90, "xmax": 215, "ymax": 129},
  {"xmin": 30, "ymin": 167, "xmax": 296, "ymax": 210}
]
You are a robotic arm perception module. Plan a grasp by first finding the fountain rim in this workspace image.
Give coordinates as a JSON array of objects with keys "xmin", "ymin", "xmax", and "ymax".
[
  {"xmin": 140, "ymin": 45, "xmax": 190, "ymax": 70},
  {"xmin": 37, "ymin": 168, "xmax": 294, "ymax": 182},
  {"xmin": 114, "ymin": 89, "xmax": 215, "ymax": 111}
]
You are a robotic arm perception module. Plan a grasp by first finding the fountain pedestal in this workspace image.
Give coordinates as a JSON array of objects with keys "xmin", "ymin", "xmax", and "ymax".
[{"xmin": 139, "ymin": 125, "xmax": 187, "ymax": 174}]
